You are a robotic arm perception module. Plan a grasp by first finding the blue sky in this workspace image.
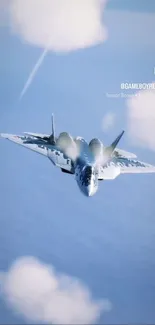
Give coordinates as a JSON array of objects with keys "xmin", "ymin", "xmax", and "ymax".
[
  {"xmin": 107, "ymin": 0, "xmax": 155, "ymax": 13},
  {"xmin": 0, "ymin": 1, "xmax": 155, "ymax": 324}
]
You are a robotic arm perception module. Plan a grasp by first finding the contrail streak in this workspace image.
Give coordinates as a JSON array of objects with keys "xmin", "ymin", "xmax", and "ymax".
[{"xmin": 19, "ymin": 48, "xmax": 48, "ymax": 100}]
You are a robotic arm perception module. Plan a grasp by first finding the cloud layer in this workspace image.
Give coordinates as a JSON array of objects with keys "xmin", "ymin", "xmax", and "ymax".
[
  {"xmin": 102, "ymin": 112, "xmax": 116, "ymax": 131},
  {"xmin": 127, "ymin": 84, "xmax": 155, "ymax": 151},
  {"xmin": 0, "ymin": 257, "xmax": 112, "ymax": 324},
  {"xmin": 8, "ymin": 0, "xmax": 107, "ymax": 52}
]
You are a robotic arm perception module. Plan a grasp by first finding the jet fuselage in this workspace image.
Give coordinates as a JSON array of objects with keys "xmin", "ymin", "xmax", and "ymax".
[{"xmin": 74, "ymin": 137, "xmax": 99, "ymax": 197}]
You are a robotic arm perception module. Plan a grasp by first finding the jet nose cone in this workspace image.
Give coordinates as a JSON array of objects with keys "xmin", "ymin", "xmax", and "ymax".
[{"xmin": 85, "ymin": 185, "xmax": 94, "ymax": 197}]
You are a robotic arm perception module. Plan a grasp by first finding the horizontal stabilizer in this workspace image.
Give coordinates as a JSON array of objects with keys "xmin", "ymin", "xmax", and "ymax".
[
  {"xmin": 114, "ymin": 148, "xmax": 137, "ymax": 159},
  {"xmin": 23, "ymin": 132, "xmax": 50, "ymax": 138}
]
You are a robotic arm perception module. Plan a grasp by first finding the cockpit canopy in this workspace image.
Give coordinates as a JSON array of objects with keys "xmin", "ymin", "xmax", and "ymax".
[
  {"xmin": 84, "ymin": 165, "xmax": 92, "ymax": 177},
  {"xmin": 82, "ymin": 165, "xmax": 93, "ymax": 186}
]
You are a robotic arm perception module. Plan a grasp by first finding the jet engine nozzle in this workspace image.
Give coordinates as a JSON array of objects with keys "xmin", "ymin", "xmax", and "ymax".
[{"xmin": 89, "ymin": 138, "xmax": 103, "ymax": 157}]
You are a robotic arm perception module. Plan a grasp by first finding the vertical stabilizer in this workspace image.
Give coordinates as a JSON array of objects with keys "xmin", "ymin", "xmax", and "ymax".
[
  {"xmin": 104, "ymin": 130, "xmax": 125, "ymax": 157},
  {"xmin": 49, "ymin": 113, "xmax": 56, "ymax": 144},
  {"xmin": 110, "ymin": 130, "xmax": 125, "ymax": 152}
]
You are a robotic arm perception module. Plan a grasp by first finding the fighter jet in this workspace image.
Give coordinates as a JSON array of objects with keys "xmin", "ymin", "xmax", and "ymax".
[{"xmin": 1, "ymin": 115, "xmax": 155, "ymax": 197}]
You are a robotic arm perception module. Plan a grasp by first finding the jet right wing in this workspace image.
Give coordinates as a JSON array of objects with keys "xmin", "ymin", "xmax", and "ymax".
[
  {"xmin": 117, "ymin": 157, "xmax": 155, "ymax": 174},
  {"xmin": 98, "ymin": 157, "xmax": 155, "ymax": 180}
]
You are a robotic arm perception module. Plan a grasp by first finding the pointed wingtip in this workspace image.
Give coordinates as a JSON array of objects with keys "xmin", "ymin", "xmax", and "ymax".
[
  {"xmin": 0, "ymin": 133, "xmax": 6, "ymax": 138},
  {"xmin": 0, "ymin": 133, "xmax": 11, "ymax": 139}
]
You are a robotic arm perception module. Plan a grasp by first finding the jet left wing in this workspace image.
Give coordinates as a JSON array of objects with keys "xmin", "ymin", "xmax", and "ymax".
[
  {"xmin": 0, "ymin": 133, "xmax": 74, "ymax": 173},
  {"xmin": 98, "ymin": 157, "xmax": 155, "ymax": 180},
  {"xmin": 0, "ymin": 133, "xmax": 48, "ymax": 156}
]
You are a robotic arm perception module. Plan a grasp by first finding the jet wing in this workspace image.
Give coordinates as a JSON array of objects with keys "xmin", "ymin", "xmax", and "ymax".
[
  {"xmin": 47, "ymin": 147, "xmax": 74, "ymax": 173},
  {"xmin": 117, "ymin": 157, "xmax": 155, "ymax": 174},
  {"xmin": 0, "ymin": 133, "xmax": 48, "ymax": 156},
  {"xmin": 114, "ymin": 148, "xmax": 137, "ymax": 159},
  {"xmin": 98, "ymin": 157, "xmax": 155, "ymax": 180},
  {"xmin": 0, "ymin": 133, "xmax": 74, "ymax": 173},
  {"xmin": 23, "ymin": 132, "xmax": 50, "ymax": 139}
]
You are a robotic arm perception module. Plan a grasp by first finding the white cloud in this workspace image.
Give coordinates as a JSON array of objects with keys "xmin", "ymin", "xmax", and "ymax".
[
  {"xmin": 6, "ymin": 0, "xmax": 108, "ymax": 99},
  {"xmin": 127, "ymin": 84, "xmax": 155, "ymax": 151},
  {"xmin": 8, "ymin": 0, "xmax": 107, "ymax": 52},
  {"xmin": 102, "ymin": 112, "xmax": 116, "ymax": 131},
  {"xmin": 0, "ymin": 256, "xmax": 112, "ymax": 324}
]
